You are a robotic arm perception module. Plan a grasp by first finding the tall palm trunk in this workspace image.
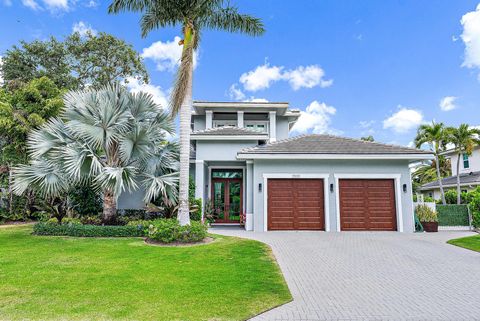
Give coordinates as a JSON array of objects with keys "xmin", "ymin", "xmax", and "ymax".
[
  {"xmin": 177, "ymin": 27, "xmax": 194, "ymax": 226},
  {"xmin": 103, "ymin": 191, "xmax": 117, "ymax": 223},
  {"xmin": 435, "ymin": 153, "xmax": 446, "ymax": 205},
  {"xmin": 456, "ymin": 152, "xmax": 461, "ymax": 205}
]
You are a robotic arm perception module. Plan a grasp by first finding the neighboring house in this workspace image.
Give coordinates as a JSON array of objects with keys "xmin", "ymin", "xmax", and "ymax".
[
  {"xmin": 420, "ymin": 146, "xmax": 480, "ymax": 199},
  {"xmin": 189, "ymin": 101, "xmax": 432, "ymax": 232}
]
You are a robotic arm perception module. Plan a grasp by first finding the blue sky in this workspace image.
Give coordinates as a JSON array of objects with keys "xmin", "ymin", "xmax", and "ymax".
[{"xmin": 1, "ymin": 0, "xmax": 480, "ymax": 146}]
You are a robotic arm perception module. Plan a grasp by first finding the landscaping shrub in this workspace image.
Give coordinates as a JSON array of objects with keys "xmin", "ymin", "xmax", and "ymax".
[
  {"xmin": 61, "ymin": 217, "xmax": 82, "ymax": 225},
  {"xmin": 469, "ymin": 191, "xmax": 480, "ymax": 228},
  {"xmin": 190, "ymin": 198, "xmax": 202, "ymax": 221},
  {"xmin": 33, "ymin": 222, "xmax": 144, "ymax": 237},
  {"xmin": 147, "ymin": 219, "xmax": 208, "ymax": 243},
  {"xmin": 46, "ymin": 217, "xmax": 59, "ymax": 224},
  {"xmin": 80, "ymin": 215, "xmax": 102, "ymax": 225},
  {"xmin": 415, "ymin": 204, "xmax": 438, "ymax": 222},
  {"xmin": 68, "ymin": 185, "xmax": 102, "ymax": 217},
  {"xmin": 437, "ymin": 205, "xmax": 470, "ymax": 226}
]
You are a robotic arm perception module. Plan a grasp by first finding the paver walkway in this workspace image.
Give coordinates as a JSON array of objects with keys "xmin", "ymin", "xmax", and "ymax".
[{"xmin": 212, "ymin": 227, "xmax": 480, "ymax": 321}]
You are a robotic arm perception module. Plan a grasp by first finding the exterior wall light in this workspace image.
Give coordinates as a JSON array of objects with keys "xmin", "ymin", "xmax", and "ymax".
[
  {"xmin": 403, "ymin": 184, "xmax": 407, "ymax": 193},
  {"xmin": 330, "ymin": 183, "xmax": 334, "ymax": 192},
  {"xmin": 258, "ymin": 183, "xmax": 262, "ymax": 192}
]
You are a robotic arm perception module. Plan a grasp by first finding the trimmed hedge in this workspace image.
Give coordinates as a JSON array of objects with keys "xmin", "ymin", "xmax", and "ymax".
[
  {"xmin": 437, "ymin": 205, "xmax": 470, "ymax": 226},
  {"xmin": 148, "ymin": 219, "xmax": 208, "ymax": 243},
  {"xmin": 33, "ymin": 222, "xmax": 144, "ymax": 237}
]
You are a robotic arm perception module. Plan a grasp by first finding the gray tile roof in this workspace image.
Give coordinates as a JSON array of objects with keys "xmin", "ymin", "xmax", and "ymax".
[
  {"xmin": 420, "ymin": 171, "xmax": 480, "ymax": 190},
  {"xmin": 191, "ymin": 126, "xmax": 268, "ymax": 136},
  {"xmin": 238, "ymin": 134, "xmax": 432, "ymax": 155}
]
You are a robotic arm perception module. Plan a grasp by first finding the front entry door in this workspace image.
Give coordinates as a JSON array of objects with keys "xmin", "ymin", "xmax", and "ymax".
[{"xmin": 212, "ymin": 176, "xmax": 242, "ymax": 223}]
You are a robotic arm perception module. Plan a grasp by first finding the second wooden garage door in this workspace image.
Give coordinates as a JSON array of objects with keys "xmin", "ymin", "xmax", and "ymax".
[
  {"xmin": 268, "ymin": 179, "xmax": 325, "ymax": 230},
  {"xmin": 339, "ymin": 179, "xmax": 397, "ymax": 231}
]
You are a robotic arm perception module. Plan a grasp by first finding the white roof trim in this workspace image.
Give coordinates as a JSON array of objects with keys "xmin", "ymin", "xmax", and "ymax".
[
  {"xmin": 420, "ymin": 181, "xmax": 480, "ymax": 191},
  {"xmin": 236, "ymin": 153, "xmax": 434, "ymax": 160},
  {"xmin": 191, "ymin": 135, "xmax": 268, "ymax": 141}
]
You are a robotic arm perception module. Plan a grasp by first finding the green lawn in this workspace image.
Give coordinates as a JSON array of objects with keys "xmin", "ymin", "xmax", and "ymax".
[
  {"xmin": 447, "ymin": 234, "xmax": 480, "ymax": 253},
  {"xmin": 0, "ymin": 225, "xmax": 291, "ymax": 321}
]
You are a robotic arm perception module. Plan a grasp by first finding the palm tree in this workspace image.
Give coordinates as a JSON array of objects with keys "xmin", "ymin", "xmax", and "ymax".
[
  {"xmin": 12, "ymin": 84, "xmax": 179, "ymax": 222},
  {"xmin": 446, "ymin": 124, "xmax": 480, "ymax": 204},
  {"xmin": 108, "ymin": 0, "xmax": 265, "ymax": 225},
  {"xmin": 414, "ymin": 121, "xmax": 448, "ymax": 204}
]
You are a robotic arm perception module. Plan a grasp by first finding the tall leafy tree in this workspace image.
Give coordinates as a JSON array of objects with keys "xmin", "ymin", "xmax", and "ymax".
[
  {"xmin": 446, "ymin": 124, "xmax": 480, "ymax": 204},
  {"xmin": 0, "ymin": 77, "xmax": 64, "ymax": 213},
  {"xmin": 1, "ymin": 32, "xmax": 148, "ymax": 90},
  {"xmin": 108, "ymin": 0, "xmax": 265, "ymax": 225},
  {"xmin": 12, "ymin": 84, "xmax": 178, "ymax": 222},
  {"xmin": 414, "ymin": 121, "xmax": 448, "ymax": 204}
]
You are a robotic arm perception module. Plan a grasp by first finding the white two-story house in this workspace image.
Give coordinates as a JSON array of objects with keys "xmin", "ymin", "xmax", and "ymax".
[
  {"xmin": 420, "ymin": 146, "xmax": 480, "ymax": 199},
  {"xmin": 189, "ymin": 101, "xmax": 432, "ymax": 232}
]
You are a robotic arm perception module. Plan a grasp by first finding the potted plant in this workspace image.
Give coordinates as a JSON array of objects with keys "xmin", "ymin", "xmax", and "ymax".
[{"xmin": 416, "ymin": 204, "xmax": 439, "ymax": 232}]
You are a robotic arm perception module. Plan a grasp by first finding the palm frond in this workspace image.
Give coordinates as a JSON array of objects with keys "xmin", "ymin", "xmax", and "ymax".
[
  {"xmin": 108, "ymin": 0, "xmax": 153, "ymax": 14},
  {"xmin": 94, "ymin": 166, "xmax": 139, "ymax": 198},
  {"xmin": 11, "ymin": 159, "xmax": 70, "ymax": 197},
  {"xmin": 142, "ymin": 172, "xmax": 179, "ymax": 203},
  {"xmin": 200, "ymin": 4, "xmax": 265, "ymax": 36}
]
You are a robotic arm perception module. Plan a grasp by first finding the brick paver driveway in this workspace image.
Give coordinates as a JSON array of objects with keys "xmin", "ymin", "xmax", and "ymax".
[{"xmin": 212, "ymin": 228, "xmax": 480, "ymax": 321}]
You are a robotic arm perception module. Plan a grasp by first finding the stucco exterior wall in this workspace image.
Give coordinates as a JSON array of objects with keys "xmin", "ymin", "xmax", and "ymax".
[
  {"xmin": 276, "ymin": 116, "xmax": 290, "ymax": 141},
  {"xmin": 196, "ymin": 141, "xmax": 257, "ymax": 161},
  {"xmin": 449, "ymin": 149, "xmax": 480, "ymax": 175},
  {"xmin": 252, "ymin": 159, "xmax": 415, "ymax": 233}
]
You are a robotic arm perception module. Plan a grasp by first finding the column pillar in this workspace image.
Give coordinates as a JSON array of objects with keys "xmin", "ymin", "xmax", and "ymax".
[
  {"xmin": 205, "ymin": 110, "xmax": 213, "ymax": 129},
  {"xmin": 245, "ymin": 160, "xmax": 254, "ymax": 231},
  {"xmin": 237, "ymin": 110, "xmax": 244, "ymax": 128},
  {"xmin": 269, "ymin": 111, "xmax": 276, "ymax": 142},
  {"xmin": 195, "ymin": 159, "xmax": 204, "ymax": 201}
]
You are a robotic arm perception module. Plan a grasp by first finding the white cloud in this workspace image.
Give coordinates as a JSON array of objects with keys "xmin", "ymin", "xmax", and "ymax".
[
  {"xmin": 383, "ymin": 107, "xmax": 424, "ymax": 133},
  {"xmin": 244, "ymin": 97, "xmax": 269, "ymax": 103},
  {"xmin": 22, "ymin": 0, "xmax": 40, "ymax": 10},
  {"xmin": 292, "ymin": 101, "xmax": 337, "ymax": 134},
  {"xmin": 125, "ymin": 77, "xmax": 169, "ymax": 109},
  {"xmin": 85, "ymin": 0, "xmax": 98, "ymax": 7},
  {"xmin": 142, "ymin": 36, "xmax": 198, "ymax": 72},
  {"xmin": 439, "ymin": 96, "xmax": 458, "ymax": 111},
  {"xmin": 239, "ymin": 63, "xmax": 283, "ymax": 91},
  {"xmin": 21, "ymin": 0, "xmax": 70, "ymax": 12},
  {"xmin": 284, "ymin": 65, "xmax": 333, "ymax": 90},
  {"xmin": 42, "ymin": 0, "xmax": 68, "ymax": 10},
  {"xmin": 359, "ymin": 120, "xmax": 375, "ymax": 135},
  {"xmin": 238, "ymin": 62, "xmax": 332, "ymax": 92},
  {"xmin": 72, "ymin": 21, "xmax": 97, "ymax": 36},
  {"xmin": 460, "ymin": 4, "xmax": 480, "ymax": 76},
  {"xmin": 228, "ymin": 84, "xmax": 246, "ymax": 101}
]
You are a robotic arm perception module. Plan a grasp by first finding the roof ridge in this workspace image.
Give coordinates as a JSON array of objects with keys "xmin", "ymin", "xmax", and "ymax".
[
  {"xmin": 309, "ymin": 133, "xmax": 428, "ymax": 153},
  {"xmin": 238, "ymin": 134, "xmax": 309, "ymax": 153}
]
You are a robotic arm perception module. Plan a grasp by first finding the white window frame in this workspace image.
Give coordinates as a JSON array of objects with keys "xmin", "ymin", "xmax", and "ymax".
[
  {"xmin": 262, "ymin": 173, "xmax": 330, "ymax": 232},
  {"xmin": 213, "ymin": 120, "xmax": 237, "ymax": 128},
  {"xmin": 333, "ymin": 173, "xmax": 404, "ymax": 232},
  {"xmin": 245, "ymin": 120, "xmax": 269, "ymax": 133}
]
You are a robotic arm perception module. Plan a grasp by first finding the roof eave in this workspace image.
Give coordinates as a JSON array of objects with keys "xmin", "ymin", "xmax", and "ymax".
[
  {"xmin": 236, "ymin": 153, "xmax": 434, "ymax": 160},
  {"xmin": 191, "ymin": 135, "xmax": 268, "ymax": 141}
]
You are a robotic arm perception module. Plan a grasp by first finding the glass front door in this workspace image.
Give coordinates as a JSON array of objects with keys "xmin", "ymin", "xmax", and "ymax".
[{"xmin": 211, "ymin": 169, "xmax": 243, "ymax": 223}]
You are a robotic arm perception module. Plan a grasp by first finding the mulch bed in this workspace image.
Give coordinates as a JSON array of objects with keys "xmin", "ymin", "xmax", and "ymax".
[{"xmin": 145, "ymin": 237, "xmax": 215, "ymax": 247}]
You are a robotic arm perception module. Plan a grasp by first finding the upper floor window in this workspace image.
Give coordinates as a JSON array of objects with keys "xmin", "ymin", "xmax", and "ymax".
[
  {"xmin": 245, "ymin": 121, "xmax": 268, "ymax": 133},
  {"xmin": 463, "ymin": 153, "xmax": 470, "ymax": 169},
  {"xmin": 213, "ymin": 120, "xmax": 236, "ymax": 128}
]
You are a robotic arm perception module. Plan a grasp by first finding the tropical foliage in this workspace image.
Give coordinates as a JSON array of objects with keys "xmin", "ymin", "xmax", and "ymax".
[
  {"xmin": 1, "ymin": 32, "xmax": 148, "ymax": 89},
  {"xmin": 12, "ymin": 84, "xmax": 178, "ymax": 223},
  {"xmin": 446, "ymin": 124, "xmax": 480, "ymax": 204},
  {"xmin": 108, "ymin": 0, "xmax": 265, "ymax": 225},
  {"xmin": 414, "ymin": 121, "xmax": 449, "ymax": 204}
]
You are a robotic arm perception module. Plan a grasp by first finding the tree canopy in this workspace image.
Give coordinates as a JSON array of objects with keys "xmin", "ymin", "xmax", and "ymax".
[{"xmin": 1, "ymin": 32, "xmax": 149, "ymax": 90}]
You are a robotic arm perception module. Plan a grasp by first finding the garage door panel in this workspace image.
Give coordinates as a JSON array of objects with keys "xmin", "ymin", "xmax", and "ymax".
[
  {"xmin": 268, "ymin": 179, "xmax": 324, "ymax": 231},
  {"xmin": 340, "ymin": 179, "xmax": 397, "ymax": 231}
]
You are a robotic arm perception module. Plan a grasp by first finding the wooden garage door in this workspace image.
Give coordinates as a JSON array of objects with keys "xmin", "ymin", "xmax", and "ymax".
[
  {"xmin": 339, "ymin": 179, "xmax": 397, "ymax": 231},
  {"xmin": 268, "ymin": 179, "xmax": 324, "ymax": 230}
]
